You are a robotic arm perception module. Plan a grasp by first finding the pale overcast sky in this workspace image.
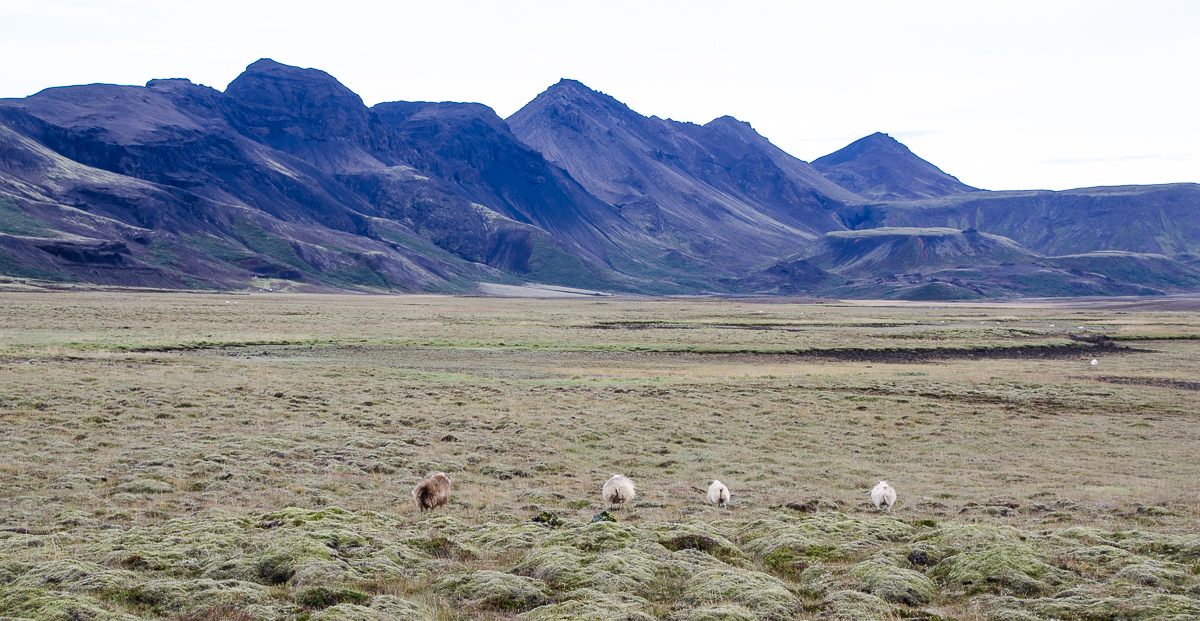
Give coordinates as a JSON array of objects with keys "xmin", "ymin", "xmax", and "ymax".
[{"xmin": 3, "ymin": 0, "xmax": 1197, "ymax": 191}]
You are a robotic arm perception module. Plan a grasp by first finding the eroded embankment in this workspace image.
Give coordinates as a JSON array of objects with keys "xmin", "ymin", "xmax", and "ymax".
[
  {"xmin": 202, "ymin": 339, "xmax": 1144, "ymax": 367},
  {"xmin": 1076, "ymin": 375, "xmax": 1200, "ymax": 391}
]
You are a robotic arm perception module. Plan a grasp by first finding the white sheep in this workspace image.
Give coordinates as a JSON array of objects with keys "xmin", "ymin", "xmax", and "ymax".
[
  {"xmin": 1091, "ymin": 359, "xmax": 1098, "ymax": 367},
  {"xmin": 602, "ymin": 474, "xmax": 636, "ymax": 509},
  {"xmin": 708, "ymin": 480, "xmax": 730, "ymax": 509},
  {"xmin": 871, "ymin": 481, "xmax": 897, "ymax": 511}
]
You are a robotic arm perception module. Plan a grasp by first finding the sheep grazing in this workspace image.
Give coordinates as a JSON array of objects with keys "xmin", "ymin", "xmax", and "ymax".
[
  {"xmin": 1091, "ymin": 359, "xmax": 1098, "ymax": 367},
  {"xmin": 871, "ymin": 481, "xmax": 897, "ymax": 511},
  {"xmin": 708, "ymin": 480, "xmax": 731, "ymax": 509},
  {"xmin": 412, "ymin": 472, "xmax": 452, "ymax": 511},
  {"xmin": 602, "ymin": 474, "xmax": 636, "ymax": 509}
]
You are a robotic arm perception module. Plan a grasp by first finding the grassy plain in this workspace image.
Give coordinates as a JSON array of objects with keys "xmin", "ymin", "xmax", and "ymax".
[{"xmin": 1, "ymin": 292, "xmax": 1199, "ymax": 621}]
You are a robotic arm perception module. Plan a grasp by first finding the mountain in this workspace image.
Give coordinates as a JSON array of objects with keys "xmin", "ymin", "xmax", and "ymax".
[
  {"xmin": 1, "ymin": 60, "xmax": 1198, "ymax": 298},
  {"xmin": 813, "ymin": 132, "xmax": 978, "ymax": 200},
  {"xmin": 799, "ymin": 227, "xmax": 1037, "ymax": 277},
  {"xmin": 787, "ymin": 227, "xmax": 1200, "ymax": 300},
  {"xmin": 370, "ymin": 99, "xmax": 634, "ymax": 268},
  {"xmin": 507, "ymin": 79, "xmax": 863, "ymax": 276},
  {"xmin": 0, "ymin": 78, "xmax": 464, "ymax": 290},
  {"xmin": 0, "ymin": 61, "xmax": 627, "ymax": 292},
  {"xmin": 839, "ymin": 183, "xmax": 1200, "ymax": 259}
]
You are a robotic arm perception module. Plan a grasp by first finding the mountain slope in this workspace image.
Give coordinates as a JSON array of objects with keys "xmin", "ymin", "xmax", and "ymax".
[
  {"xmin": 813, "ymin": 132, "xmax": 978, "ymax": 200},
  {"xmin": 1, "ymin": 60, "xmax": 1197, "ymax": 298},
  {"xmin": 508, "ymin": 79, "xmax": 862, "ymax": 275},
  {"xmin": 799, "ymin": 227, "xmax": 1037, "ymax": 277},
  {"xmin": 841, "ymin": 183, "xmax": 1200, "ymax": 259},
  {"xmin": 371, "ymin": 100, "xmax": 635, "ymax": 267},
  {"xmin": 0, "ymin": 63, "xmax": 590, "ymax": 290}
]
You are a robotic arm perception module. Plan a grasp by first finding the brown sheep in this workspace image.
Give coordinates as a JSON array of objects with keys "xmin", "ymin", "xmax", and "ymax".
[{"xmin": 412, "ymin": 472, "xmax": 452, "ymax": 511}]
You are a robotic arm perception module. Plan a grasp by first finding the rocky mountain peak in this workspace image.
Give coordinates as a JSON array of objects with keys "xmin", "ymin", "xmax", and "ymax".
[
  {"xmin": 814, "ymin": 132, "xmax": 977, "ymax": 200},
  {"xmin": 223, "ymin": 58, "xmax": 402, "ymax": 170}
]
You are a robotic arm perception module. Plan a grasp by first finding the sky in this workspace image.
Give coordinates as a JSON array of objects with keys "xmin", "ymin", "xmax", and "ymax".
[{"xmin": 2, "ymin": 0, "xmax": 1197, "ymax": 191}]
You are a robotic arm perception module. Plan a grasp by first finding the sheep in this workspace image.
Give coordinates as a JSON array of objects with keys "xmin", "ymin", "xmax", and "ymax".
[
  {"xmin": 1091, "ymin": 359, "xmax": 1098, "ymax": 367},
  {"xmin": 412, "ymin": 472, "xmax": 452, "ymax": 511},
  {"xmin": 602, "ymin": 474, "xmax": 636, "ymax": 509},
  {"xmin": 708, "ymin": 479, "xmax": 730, "ymax": 509},
  {"xmin": 871, "ymin": 481, "xmax": 897, "ymax": 511}
]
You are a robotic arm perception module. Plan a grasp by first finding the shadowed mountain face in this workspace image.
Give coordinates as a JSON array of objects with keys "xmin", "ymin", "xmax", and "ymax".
[
  {"xmin": 507, "ymin": 79, "xmax": 862, "ymax": 273},
  {"xmin": 0, "ymin": 61, "xmax": 624, "ymax": 291},
  {"xmin": 371, "ymin": 100, "xmax": 634, "ymax": 267},
  {"xmin": 0, "ymin": 60, "xmax": 1198, "ymax": 297},
  {"xmin": 813, "ymin": 132, "xmax": 978, "ymax": 200}
]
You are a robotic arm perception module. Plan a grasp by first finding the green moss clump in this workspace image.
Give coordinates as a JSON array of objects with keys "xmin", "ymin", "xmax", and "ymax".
[
  {"xmin": 1114, "ymin": 560, "xmax": 1192, "ymax": 589},
  {"xmin": 12, "ymin": 560, "xmax": 139, "ymax": 594},
  {"xmin": 368, "ymin": 594, "xmax": 431, "ymax": 619},
  {"xmin": 674, "ymin": 604, "xmax": 758, "ymax": 621},
  {"xmin": 255, "ymin": 538, "xmax": 335, "ymax": 585},
  {"xmin": 458, "ymin": 522, "xmax": 549, "ymax": 553},
  {"xmin": 519, "ymin": 588, "xmax": 655, "ymax": 621},
  {"xmin": 682, "ymin": 568, "xmax": 800, "ymax": 621},
  {"xmin": 546, "ymin": 521, "xmax": 638, "ymax": 552},
  {"xmin": 114, "ymin": 478, "xmax": 175, "ymax": 494},
  {"xmin": 931, "ymin": 543, "xmax": 1070, "ymax": 596},
  {"xmin": 115, "ymin": 578, "xmax": 274, "ymax": 614},
  {"xmin": 531, "ymin": 512, "xmax": 564, "ymax": 528},
  {"xmin": 517, "ymin": 545, "xmax": 663, "ymax": 595},
  {"xmin": 289, "ymin": 560, "xmax": 353, "ymax": 587},
  {"xmin": 922, "ymin": 523, "xmax": 1024, "ymax": 551},
  {"xmin": 297, "ymin": 586, "xmax": 370, "ymax": 609},
  {"xmin": 846, "ymin": 559, "xmax": 936, "ymax": 606},
  {"xmin": 437, "ymin": 570, "xmax": 550, "ymax": 611},
  {"xmin": 479, "ymin": 464, "xmax": 531, "ymax": 479},
  {"xmin": 0, "ymin": 586, "xmax": 142, "ymax": 621},
  {"xmin": 649, "ymin": 522, "xmax": 743, "ymax": 561},
  {"xmin": 980, "ymin": 588, "xmax": 1200, "ymax": 620},
  {"xmin": 309, "ymin": 603, "xmax": 386, "ymax": 621},
  {"xmin": 739, "ymin": 514, "xmax": 914, "ymax": 563},
  {"xmin": 1116, "ymin": 531, "xmax": 1200, "ymax": 562},
  {"xmin": 820, "ymin": 590, "xmax": 896, "ymax": 621}
]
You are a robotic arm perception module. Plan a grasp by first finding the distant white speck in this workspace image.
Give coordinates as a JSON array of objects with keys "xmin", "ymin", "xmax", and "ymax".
[{"xmin": 1090, "ymin": 359, "xmax": 1098, "ymax": 366}]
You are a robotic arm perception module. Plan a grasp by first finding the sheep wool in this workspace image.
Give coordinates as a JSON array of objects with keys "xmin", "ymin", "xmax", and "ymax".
[
  {"xmin": 871, "ymin": 481, "xmax": 897, "ymax": 511},
  {"xmin": 602, "ymin": 474, "xmax": 636, "ymax": 508},
  {"xmin": 413, "ymin": 472, "xmax": 452, "ymax": 511},
  {"xmin": 708, "ymin": 480, "xmax": 731, "ymax": 508}
]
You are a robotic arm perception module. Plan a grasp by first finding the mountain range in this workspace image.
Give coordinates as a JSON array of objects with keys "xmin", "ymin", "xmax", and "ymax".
[{"xmin": 1, "ymin": 58, "xmax": 1198, "ymax": 299}]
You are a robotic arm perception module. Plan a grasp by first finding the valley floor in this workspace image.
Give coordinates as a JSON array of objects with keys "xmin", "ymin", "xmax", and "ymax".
[{"xmin": 1, "ymin": 293, "xmax": 1198, "ymax": 620}]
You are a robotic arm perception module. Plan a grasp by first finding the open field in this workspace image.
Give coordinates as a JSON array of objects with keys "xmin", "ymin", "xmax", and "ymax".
[{"xmin": 2, "ymin": 292, "xmax": 1199, "ymax": 621}]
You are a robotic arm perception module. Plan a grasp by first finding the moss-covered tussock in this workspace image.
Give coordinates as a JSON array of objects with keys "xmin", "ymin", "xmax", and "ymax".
[{"xmin": 3, "ymin": 508, "xmax": 1200, "ymax": 620}]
